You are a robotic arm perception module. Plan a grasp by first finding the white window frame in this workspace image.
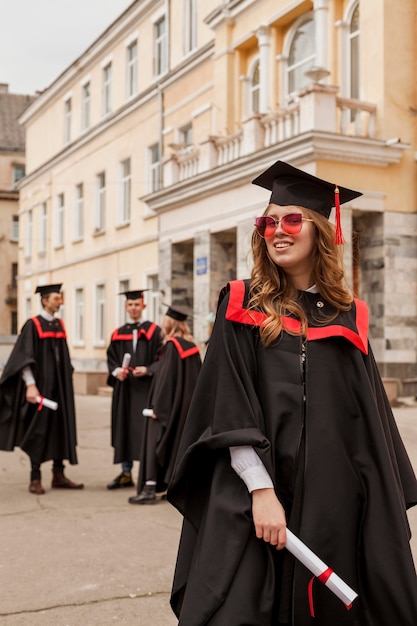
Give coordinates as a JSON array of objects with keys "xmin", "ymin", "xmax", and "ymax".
[
  {"xmin": 64, "ymin": 97, "xmax": 72, "ymax": 144},
  {"xmin": 184, "ymin": 0, "xmax": 197, "ymax": 55},
  {"xmin": 73, "ymin": 287, "xmax": 85, "ymax": 346},
  {"xmin": 94, "ymin": 283, "xmax": 106, "ymax": 347},
  {"xmin": 95, "ymin": 172, "xmax": 106, "ymax": 232},
  {"xmin": 74, "ymin": 183, "xmax": 84, "ymax": 241},
  {"xmin": 102, "ymin": 62, "xmax": 112, "ymax": 115},
  {"xmin": 25, "ymin": 209, "xmax": 33, "ymax": 258},
  {"xmin": 55, "ymin": 193, "xmax": 65, "ymax": 247},
  {"xmin": 81, "ymin": 81, "xmax": 91, "ymax": 131},
  {"xmin": 148, "ymin": 143, "xmax": 162, "ymax": 193},
  {"xmin": 118, "ymin": 159, "xmax": 131, "ymax": 225},
  {"xmin": 126, "ymin": 39, "xmax": 138, "ymax": 99},
  {"xmin": 154, "ymin": 16, "xmax": 168, "ymax": 77},
  {"xmin": 283, "ymin": 13, "xmax": 316, "ymax": 104},
  {"xmin": 39, "ymin": 202, "xmax": 47, "ymax": 253}
]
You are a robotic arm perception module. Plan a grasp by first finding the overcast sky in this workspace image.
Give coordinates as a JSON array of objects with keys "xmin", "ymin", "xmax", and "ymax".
[{"xmin": 0, "ymin": 0, "xmax": 134, "ymax": 95}]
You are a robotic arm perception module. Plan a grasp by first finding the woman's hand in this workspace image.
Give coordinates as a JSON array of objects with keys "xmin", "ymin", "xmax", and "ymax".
[
  {"xmin": 26, "ymin": 383, "xmax": 40, "ymax": 404},
  {"xmin": 251, "ymin": 488, "xmax": 287, "ymax": 550}
]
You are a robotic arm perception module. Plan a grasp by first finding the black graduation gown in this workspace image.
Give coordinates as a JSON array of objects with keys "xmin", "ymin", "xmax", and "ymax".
[
  {"xmin": 138, "ymin": 336, "xmax": 201, "ymax": 493},
  {"xmin": 168, "ymin": 279, "xmax": 417, "ymax": 626},
  {"xmin": 0, "ymin": 316, "xmax": 78, "ymax": 465},
  {"xmin": 107, "ymin": 320, "xmax": 162, "ymax": 463}
]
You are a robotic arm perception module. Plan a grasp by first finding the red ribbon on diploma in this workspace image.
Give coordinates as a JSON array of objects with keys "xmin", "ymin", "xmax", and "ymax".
[
  {"xmin": 37, "ymin": 396, "xmax": 44, "ymax": 411},
  {"xmin": 308, "ymin": 567, "xmax": 352, "ymax": 617}
]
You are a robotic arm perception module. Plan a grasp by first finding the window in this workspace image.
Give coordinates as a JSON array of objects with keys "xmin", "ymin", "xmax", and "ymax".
[
  {"xmin": 13, "ymin": 164, "xmax": 25, "ymax": 184},
  {"xmin": 64, "ymin": 98, "xmax": 72, "ymax": 144},
  {"xmin": 118, "ymin": 159, "xmax": 131, "ymax": 225},
  {"xmin": 74, "ymin": 288, "xmax": 84, "ymax": 345},
  {"xmin": 74, "ymin": 184, "xmax": 84, "ymax": 240},
  {"xmin": 287, "ymin": 18, "xmax": 316, "ymax": 99},
  {"xmin": 146, "ymin": 274, "xmax": 160, "ymax": 324},
  {"xmin": 126, "ymin": 40, "xmax": 138, "ymax": 98},
  {"xmin": 118, "ymin": 279, "xmax": 130, "ymax": 324},
  {"xmin": 179, "ymin": 123, "xmax": 193, "ymax": 148},
  {"xmin": 39, "ymin": 202, "xmax": 47, "ymax": 253},
  {"xmin": 55, "ymin": 193, "xmax": 65, "ymax": 247},
  {"xmin": 184, "ymin": 0, "xmax": 197, "ymax": 54},
  {"xmin": 250, "ymin": 60, "xmax": 260, "ymax": 114},
  {"xmin": 102, "ymin": 63, "xmax": 112, "ymax": 115},
  {"xmin": 25, "ymin": 210, "xmax": 33, "ymax": 257},
  {"xmin": 154, "ymin": 16, "xmax": 167, "ymax": 76},
  {"xmin": 149, "ymin": 143, "xmax": 162, "ymax": 192},
  {"xmin": 81, "ymin": 82, "xmax": 91, "ymax": 131},
  {"xmin": 11, "ymin": 263, "xmax": 17, "ymax": 289},
  {"xmin": 11, "ymin": 311, "xmax": 18, "ymax": 335},
  {"xmin": 95, "ymin": 172, "xmax": 106, "ymax": 232},
  {"xmin": 94, "ymin": 284, "xmax": 106, "ymax": 345},
  {"xmin": 11, "ymin": 215, "xmax": 19, "ymax": 242}
]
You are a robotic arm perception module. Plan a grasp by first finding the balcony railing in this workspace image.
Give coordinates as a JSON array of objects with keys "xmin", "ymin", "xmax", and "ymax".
[{"xmin": 163, "ymin": 84, "xmax": 378, "ymax": 185}]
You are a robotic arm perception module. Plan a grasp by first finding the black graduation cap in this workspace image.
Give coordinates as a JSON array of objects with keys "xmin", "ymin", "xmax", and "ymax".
[
  {"xmin": 164, "ymin": 304, "xmax": 189, "ymax": 322},
  {"xmin": 252, "ymin": 160, "xmax": 362, "ymax": 244},
  {"xmin": 252, "ymin": 161, "xmax": 362, "ymax": 217},
  {"xmin": 118, "ymin": 289, "xmax": 149, "ymax": 300},
  {"xmin": 35, "ymin": 283, "xmax": 62, "ymax": 296}
]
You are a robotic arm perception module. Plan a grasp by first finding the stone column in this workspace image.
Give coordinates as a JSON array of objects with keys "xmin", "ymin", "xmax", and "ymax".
[{"xmin": 256, "ymin": 25, "xmax": 271, "ymax": 113}]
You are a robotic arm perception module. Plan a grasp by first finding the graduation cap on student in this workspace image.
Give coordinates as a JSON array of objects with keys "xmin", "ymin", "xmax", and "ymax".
[
  {"xmin": 118, "ymin": 289, "xmax": 149, "ymax": 300},
  {"xmin": 35, "ymin": 283, "xmax": 62, "ymax": 296},
  {"xmin": 252, "ymin": 160, "xmax": 362, "ymax": 243},
  {"xmin": 163, "ymin": 304, "xmax": 190, "ymax": 322}
]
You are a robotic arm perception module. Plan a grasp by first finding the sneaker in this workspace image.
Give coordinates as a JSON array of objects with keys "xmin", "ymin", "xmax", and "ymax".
[{"xmin": 107, "ymin": 472, "xmax": 134, "ymax": 490}]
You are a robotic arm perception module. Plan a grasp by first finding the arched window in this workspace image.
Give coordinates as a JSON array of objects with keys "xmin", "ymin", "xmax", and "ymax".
[
  {"xmin": 250, "ymin": 60, "xmax": 260, "ymax": 113},
  {"xmin": 349, "ymin": 4, "xmax": 360, "ymax": 100},
  {"xmin": 287, "ymin": 18, "xmax": 316, "ymax": 100}
]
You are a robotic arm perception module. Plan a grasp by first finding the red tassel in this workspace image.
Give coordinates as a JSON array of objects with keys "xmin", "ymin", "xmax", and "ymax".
[{"xmin": 334, "ymin": 185, "xmax": 344, "ymax": 245}]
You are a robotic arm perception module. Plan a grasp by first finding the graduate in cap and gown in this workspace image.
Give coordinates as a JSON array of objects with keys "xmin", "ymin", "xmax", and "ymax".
[
  {"xmin": 128, "ymin": 305, "xmax": 201, "ymax": 505},
  {"xmin": 167, "ymin": 161, "xmax": 417, "ymax": 625},
  {"xmin": 106, "ymin": 289, "xmax": 163, "ymax": 489},
  {"xmin": 0, "ymin": 284, "xmax": 83, "ymax": 494}
]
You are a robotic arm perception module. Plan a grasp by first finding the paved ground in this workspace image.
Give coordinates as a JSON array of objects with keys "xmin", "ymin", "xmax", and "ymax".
[{"xmin": 1, "ymin": 395, "xmax": 417, "ymax": 625}]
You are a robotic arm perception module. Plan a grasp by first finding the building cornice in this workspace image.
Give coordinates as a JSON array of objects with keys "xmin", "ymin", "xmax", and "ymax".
[{"xmin": 142, "ymin": 132, "xmax": 409, "ymax": 213}]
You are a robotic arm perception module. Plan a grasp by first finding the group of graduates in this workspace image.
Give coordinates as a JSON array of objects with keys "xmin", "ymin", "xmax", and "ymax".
[
  {"xmin": 2, "ymin": 159, "xmax": 417, "ymax": 624},
  {"xmin": 0, "ymin": 285, "xmax": 201, "ymax": 503}
]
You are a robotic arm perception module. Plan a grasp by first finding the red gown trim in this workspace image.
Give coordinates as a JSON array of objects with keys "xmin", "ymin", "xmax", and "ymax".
[
  {"xmin": 167, "ymin": 337, "xmax": 200, "ymax": 360},
  {"xmin": 32, "ymin": 316, "xmax": 67, "ymax": 339},
  {"xmin": 225, "ymin": 280, "xmax": 368, "ymax": 355},
  {"xmin": 111, "ymin": 322, "xmax": 158, "ymax": 342}
]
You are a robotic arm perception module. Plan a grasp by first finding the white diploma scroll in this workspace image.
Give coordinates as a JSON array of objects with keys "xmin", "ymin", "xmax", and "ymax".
[
  {"xmin": 36, "ymin": 395, "xmax": 58, "ymax": 411},
  {"xmin": 122, "ymin": 353, "xmax": 131, "ymax": 369},
  {"xmin": 285, "ymin": 529, "xmax": 358, "ymax": 608},
  {"xmin": 142, "ymin": 408, "xmax": 154, "ymax": 417}
]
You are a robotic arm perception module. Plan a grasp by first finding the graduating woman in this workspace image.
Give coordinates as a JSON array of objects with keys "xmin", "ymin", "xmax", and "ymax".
[
  {"xmin": 167, "ymin": 161, "xmax": 417, "ymax": 625},
  {"xmin": 129, "ymin": 305, "xmax": 201, "ymax": 504}
]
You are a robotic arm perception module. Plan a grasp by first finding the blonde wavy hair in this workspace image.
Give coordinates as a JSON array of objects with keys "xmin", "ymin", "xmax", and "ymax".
[
  {"xmin": 248, "ymin": 205, "xmax": 353, "ymax": 346},
  {"xmin": 162, "ymin": 315, "xmax": 194, "ymax": 343}
]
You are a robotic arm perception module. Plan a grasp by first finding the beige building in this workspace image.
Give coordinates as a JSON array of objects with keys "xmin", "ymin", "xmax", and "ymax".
[
  {"xmin": 18, "ymin": 0, "xmax": 417, "ymax": 389},
  {"xmin": 0, "ymin": 83, "xmax": 34, "ymax": 366}
]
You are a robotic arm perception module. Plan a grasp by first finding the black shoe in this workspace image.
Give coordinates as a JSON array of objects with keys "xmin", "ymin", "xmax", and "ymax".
[
  {"xmin": 128, "ymin": 485, "xmax": 156, "ymax": 504},
  {"xmin": 107, "ymin": 472, "xmax": 134, "ymax": 490}
]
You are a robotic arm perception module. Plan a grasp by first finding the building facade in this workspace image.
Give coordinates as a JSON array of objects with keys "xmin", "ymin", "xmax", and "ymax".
[
  {"xmin": 18, "ymin": 0, "xmax": 417, "ymax": 386},
  {"xmin": 0, "ymin": 83, "xmax": 34, "ymax": 367}
]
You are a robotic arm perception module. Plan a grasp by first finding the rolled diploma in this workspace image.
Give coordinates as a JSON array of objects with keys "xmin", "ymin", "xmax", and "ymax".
[
  {"xmin": 36, "ymin": 395, "xmax": 58, "ymax": 411},
  {"xmin": 285, "ymin": 529, "xmax": 358, "ymax": 607},
  {"xmin": 142, "ymin": 408, "xmax": 154, "ymax": 417},
  {"xmin": 122, "ymin": 353, "xmax": 131, "ymax": 369}
]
